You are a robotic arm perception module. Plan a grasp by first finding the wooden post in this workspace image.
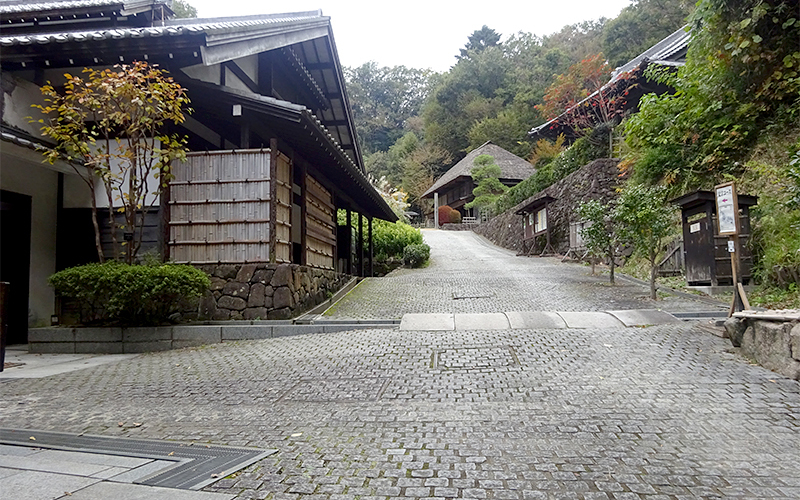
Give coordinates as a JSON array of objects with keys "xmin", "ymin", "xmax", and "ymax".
[
  {"xmin": 346, "ymin": 210, "xmax": 352, "ymax": 275},
  {"xmin": 368, "ymin": 217, "xmax": 374, "ymax": 277},
  {"xmin": 0, "ymin": 282, "xmax": 8, "ymax": 372},
  {"xmin": 434, "ymin": 192, "xmax": 439, "ymax": 227},
  {"xmin": 716, "ymin": 182, "xmax": 747, "ymax": 315},
  {"xmin": 358, "ymin": 213, "xmax": 364, "ymax": 277},
  {"xmin": 299, "ymin": 162, "xmax": 307, "ymax": 266},
  {"xmin": 269, "ymin": 139, "xmax": 278, "ymax": 263}
]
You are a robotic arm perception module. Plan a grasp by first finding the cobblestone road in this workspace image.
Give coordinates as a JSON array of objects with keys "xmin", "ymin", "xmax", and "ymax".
[
  {"xmin": 2, "ymin": 325, "xmax": 799, "ymax": 499},
  {"xmin": 325, "ymin": 231, "xmax": 726, "ymax": 320},
  {"xmin": 2, "ymin": 231, "xmax": 798, "ymax": 500}
]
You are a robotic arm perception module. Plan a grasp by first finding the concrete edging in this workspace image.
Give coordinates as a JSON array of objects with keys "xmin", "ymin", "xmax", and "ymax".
[{"xmin": 28, "ymin": 323, "xmax": 392, "ymax": 354}]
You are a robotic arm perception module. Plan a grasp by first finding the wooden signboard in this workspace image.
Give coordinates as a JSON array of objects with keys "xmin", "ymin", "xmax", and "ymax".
[{"xmin": 715, "ymin": 182, "xmax": 739, "ymax": 236}]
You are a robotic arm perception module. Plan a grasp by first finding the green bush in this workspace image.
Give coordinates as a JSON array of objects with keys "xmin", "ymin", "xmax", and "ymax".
[
  {"xmin": 372, "ymin": 220, "xmax": 423, "ymax": 259},
  {"xmin": 49, "ymin": 262, "xmax": 210, "ymax": 326},
  {"xmin": 497, "ymin": 136, "xmax": 606, "ymax": 213},
  {"xmin": 403, "ymin": 243, "xmax": 430, "ymax": 268}
]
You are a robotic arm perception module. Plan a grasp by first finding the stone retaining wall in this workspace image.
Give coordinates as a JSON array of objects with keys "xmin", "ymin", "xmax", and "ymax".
[
  {"xmin": 474, "ymin": 158, "xmax": 623, "ymax": 254},
  {"xmin": 725, "ymin": 313, "xmax": 800, "ymax": 380},
  {"xmin": 188, "ymin": 263, "xmax": 350, "ymax": 322}
]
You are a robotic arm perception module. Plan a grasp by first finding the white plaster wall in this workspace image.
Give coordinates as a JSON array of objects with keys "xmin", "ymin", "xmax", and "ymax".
[
  {"xmin": 225, "ymin": 68, "xmax": 251, "ymax": 94},
  {"xmin": 237, "ymin": 54, "xmax": 258, "ymax": 84},
  {"xmin": 181, "ymin": 62, "xmax": 221, "ymax": 85},
  {"xmin": 0, "ymin": 147, "xmax": 58, "ymax": 327},
  {"xmin": 89, "ymin": 138, "xmax": 162, "ymax": 209},
  {"xmin": 3, "ymin": 76, "xmax": 47, "ymax": 137}
]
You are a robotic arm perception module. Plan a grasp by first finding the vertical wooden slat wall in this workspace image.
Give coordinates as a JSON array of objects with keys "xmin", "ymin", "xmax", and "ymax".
[
  {"xmin": 168, "ymin": 150, "xmax": 271, "ymax": 263},
  {"xmin": 305, "ymin": 174, "xmax": 335, "ymax": 270},
  {"xmin": 275, "ymin": 153, "xmax": 292, "ymax": 264}
]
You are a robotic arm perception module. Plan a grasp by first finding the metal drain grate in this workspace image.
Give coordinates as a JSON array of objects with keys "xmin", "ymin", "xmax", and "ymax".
[{"xmin": 0, "ymin": 428, "xmax": 276, "ymax": 490}]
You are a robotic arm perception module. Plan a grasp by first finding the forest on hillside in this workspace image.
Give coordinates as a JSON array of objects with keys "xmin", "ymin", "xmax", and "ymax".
[
  {"xmin": 345, "ymin": 0, "xmax": 800, "ymax": 302},
  {"xmin": 344, "ymin": 0, "xmax": 694, "ymax": 209}
]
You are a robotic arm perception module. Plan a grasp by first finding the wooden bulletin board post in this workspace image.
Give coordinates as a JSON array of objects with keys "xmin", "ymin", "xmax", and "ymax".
[{"xmin": 715, "ymin": 182, "xmax": 749, "ymax": 315}]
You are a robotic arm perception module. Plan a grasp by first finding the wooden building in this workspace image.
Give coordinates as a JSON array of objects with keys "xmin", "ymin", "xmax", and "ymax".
[
  {"xmin": 0, "ymin": 0, "xmax": 396, "ymax": 342},
  {"xmin": 529, "ymin": 26, "xmax": 690, "ymax": 143},
  {"xmin": 421, "ymin": 141, "xmax": 536, "ymax": 219},
  {"xmin": 516, "ymin": 195, "xmax": 556, "ymax": 256},
  {"xmin": 671, "ymin": 190, "xmax": 757, "ymax": 287}
]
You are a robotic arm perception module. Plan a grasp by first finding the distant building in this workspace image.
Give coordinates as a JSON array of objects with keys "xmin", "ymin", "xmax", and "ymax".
[
  {"xmin": 529, "ymin": 26, "xmax": 691, "ymax": 142},
  {"xmin": 421, "ymin": 141, "xmax": 536, "ymax": 218}
]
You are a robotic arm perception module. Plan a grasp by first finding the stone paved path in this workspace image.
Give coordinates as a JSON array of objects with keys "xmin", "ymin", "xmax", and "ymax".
[
  {"xmin": 2, "ymin": 231, "xmax": 799, "ymax": 500},
  {"xmin": 325, "ymin": 231, "xmax": 725, "ymax": 320},
  {"xmin": 2, "ymin": 325, "xmax": 799, "ymax": 499}
]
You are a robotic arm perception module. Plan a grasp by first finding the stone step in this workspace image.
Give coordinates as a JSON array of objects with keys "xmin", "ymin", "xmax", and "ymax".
[{"xmin": 399, "ymin": 309, "xmax": 683, "ymax": 331}]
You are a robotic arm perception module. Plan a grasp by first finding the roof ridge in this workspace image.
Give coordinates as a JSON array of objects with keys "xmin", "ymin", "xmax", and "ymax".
[{"xmin": 165, "ymin": 10, "xmax": 324, "ymax": 26}]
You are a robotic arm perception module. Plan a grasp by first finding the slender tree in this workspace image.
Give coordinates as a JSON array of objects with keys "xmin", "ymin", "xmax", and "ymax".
[
  {"xmin": 34, "ymin": 62, "xmax": 190, "ymax": 264},
  {"xmin": 614, "ymin": 184, "xmax": 676, "ymax": 299}
]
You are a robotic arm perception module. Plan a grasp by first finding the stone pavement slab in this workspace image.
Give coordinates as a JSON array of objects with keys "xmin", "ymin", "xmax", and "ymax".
[
  {"xmin": 399, "ymin": 313, "xmax": 454, "ymax": 330},
  {"xmin": 607, "ymin": 308, "xmax": 682, "ymax": 327},
  {"xmin": 1, "ymin": 469, "xmax": 101, "ymax": 500},
  {"xmin": 505, "ymin": 310, "xmax": 568, "ymax": 329},
  {"xmin": 66, "ymin": 481, "xmax": 235, "ymax": 499},
  {"xmin": 454, "ymin": 312, "xmax": 510, "ymax": 330},
  {"xmin": 0, "ymin": 346, "xmax": 137, "ymax": 379},
  {"xmin": 557, "ymin": 310, "xmax": 626, "ymax": 328}
]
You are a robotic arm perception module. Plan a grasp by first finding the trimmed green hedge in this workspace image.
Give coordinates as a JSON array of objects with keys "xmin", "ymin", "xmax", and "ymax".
[
  {"xmin": 403, "ymin": 243, "xmax": 431, "ymax": 268},
  {"xmin": 49, "ymin": 262, "xmax": 210, "ymax": 326}
]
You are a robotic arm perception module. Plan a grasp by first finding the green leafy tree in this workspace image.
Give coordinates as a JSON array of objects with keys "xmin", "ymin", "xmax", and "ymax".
[
  {"xmin": 624, "ymin": 0, "xmax": 800, "ymax": 194},
  {"xmin": 602, "ymin": 0, "xmax": 693, "ymax": 68},
  {"xmin": 577, "ymin": 199, "xmax": 621, "ymax": 284},
  {"xmin": 33, "ymin": 62, "xmax": 190, "ymax": 264},
  {"xmin": 345, "ymin": 62, "xmax": 438, "ymax": 154},
  {"xmin": 614, "ymin": 184, "xmax": 676, "ymax": 299},
  {"xmin": 171, "ymin": 0, "xmax": 197, "ymax": 18},
  {"xmin": 459, "ymin": 25, "xmax": 502, "ymax": 59},
  {"xmin": 465, "ymin": 154, "xmax": 507, "ymax": 214}
]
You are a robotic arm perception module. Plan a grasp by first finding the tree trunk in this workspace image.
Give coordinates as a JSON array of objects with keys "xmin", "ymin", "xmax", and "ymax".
[
  {"xmin": 608, "ymin": 246, "xmax": 615, "ymax": 285},
  {"xmin": 89, "ymin": 196, "xmax": 104, "ymax": 263},
  {"xmin": 650, "ymin": 255, "xmax": 658, "ymax": 300}
]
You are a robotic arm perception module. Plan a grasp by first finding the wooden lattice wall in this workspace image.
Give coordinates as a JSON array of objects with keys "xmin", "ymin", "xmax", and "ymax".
[
  {"xmin": 305, "ymin": 174, "xmax": 335, "ymax": 270},
  {"xmin": 274, "ymin": 153, "xmax": 292, "ymax": 264},
  {"xmin": 168, "ymin": 150, "xmax": 271, "ymax": 263}
]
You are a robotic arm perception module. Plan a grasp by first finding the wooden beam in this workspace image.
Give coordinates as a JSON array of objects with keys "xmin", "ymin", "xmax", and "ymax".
[{"xmin": 223, "ymin": 61, "xmax": 260, "ymax": 94}]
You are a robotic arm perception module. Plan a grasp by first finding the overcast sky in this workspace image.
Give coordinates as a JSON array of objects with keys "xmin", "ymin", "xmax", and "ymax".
[{"xmin": 186, "ymin": 0, "xmax": 634, "ymax": 72}]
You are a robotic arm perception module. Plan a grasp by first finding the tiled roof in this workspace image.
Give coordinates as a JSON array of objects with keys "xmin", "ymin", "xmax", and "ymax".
[
  {"xmin": 0, "ymin": 11, "xmax": 324, "ymax": 46},
  {"xmin": 422, "ymin": 142, "xmax": 536, "ymax": 198},
  {"xmin": 610, "ymin": 25, "xmax": 691, "ymax": 82},
  {"xmin": 0, "ymin": 126, "xmax": 53, "ymax": 152},
  {"xmin": 528, "ymin": 26, "xmax": 692, "ymax": 139},
  {"xmin": 0, "ymin": 0, "xmax": 123, "ymax": 14}
]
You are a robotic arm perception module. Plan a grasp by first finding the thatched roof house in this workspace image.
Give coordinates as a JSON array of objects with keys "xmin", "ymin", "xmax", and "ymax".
[{"xmin": 421, "ymin": 141, "xmax": 535, "ymax": 216}]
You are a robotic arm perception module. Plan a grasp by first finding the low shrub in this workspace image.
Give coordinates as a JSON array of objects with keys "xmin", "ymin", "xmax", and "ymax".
[
  {"xmin": 49, "ymin": 262, "xmax": 210, "ymax": 326},
  {"xmin": 372, "ymin": 220, "xmax": 423, "ymax": 259},
  {"xmin": 403, "ymin": 243, "xmax": 430, "ymax": 268},
  {"xmin": 437, "ymin": 205, "xmax": 461, "ymax": 225}
]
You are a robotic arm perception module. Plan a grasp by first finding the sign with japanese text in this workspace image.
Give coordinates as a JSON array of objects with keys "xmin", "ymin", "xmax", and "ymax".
[{"xmin": 715, "ymin": 182, "xmax": 739, "ymax": 236}]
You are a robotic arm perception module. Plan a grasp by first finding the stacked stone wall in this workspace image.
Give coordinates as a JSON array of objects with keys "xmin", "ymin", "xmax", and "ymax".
[
  {"xmin": 183, "ymin": 263, "xmax": 349, "ymax": 321},
  {"xmin": 474, "ymin": 158, "xmax": 623, "ymax": 254}
]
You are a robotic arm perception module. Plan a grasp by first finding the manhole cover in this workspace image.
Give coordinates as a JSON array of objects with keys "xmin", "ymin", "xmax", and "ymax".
[
  {"xmin": 279, "ymin": 378, "xmax": 390, "ymax": 402},
  {"xmin": 433, "ymin": 346, "xmax": 519, "ymax": 369},
  {"xmin": 0, "ymin": 428, "xmax": 276, "ymax": 490}
]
